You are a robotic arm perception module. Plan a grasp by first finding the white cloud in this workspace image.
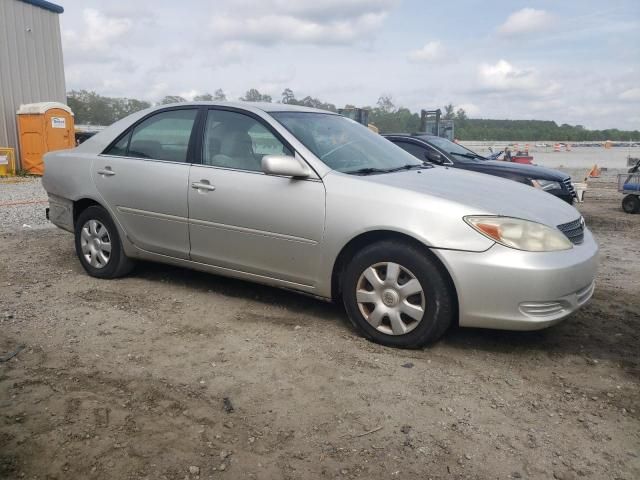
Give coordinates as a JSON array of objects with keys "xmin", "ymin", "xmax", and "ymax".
[
  {"xmin": 456, "ymin": 103, "xmax": 480, "ymax": 116},
  {"xmin": 148, "ymin": 82, "xmax": 170, "ymax": 101},
  {"xmin": 497, "ymin": 8, "xmax": 555, "ymax": 36},
  {"xmin": 477, "ymin": 59, "xmax": 559, "ymax": 97},
  {"xmin": 63, "ymin": 9, "xmax": 132, "ymax": 53},
  {"xmin": 211, "ymin": 13, "xmax": 387, "ymax": 45},
  {"xmin": 620, "ymin": 88, "xmax": 640, "ymax": 101},
  {"xmin": 179, "ymin": 89, "xmax": 200, "ymax": 101},
  {"xmin": 229, "ymin": 0, "xmax": 398, "ymax": 21},
  {"xmin": 209, "ymin": 0, "xmax": 397, "ymax": 46},
  {"xmin": 407, "ymin": 41, "xmax": 446, "ymax": 63}
]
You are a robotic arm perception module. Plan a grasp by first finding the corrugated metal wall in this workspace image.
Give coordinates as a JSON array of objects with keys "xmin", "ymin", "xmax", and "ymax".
[{"xmin": 0, "ymin": 0, "xmax": 66, "ymax": 168}]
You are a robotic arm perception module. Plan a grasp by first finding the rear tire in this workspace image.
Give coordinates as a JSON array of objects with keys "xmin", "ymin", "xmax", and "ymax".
[
  {"xmin": 74, "ymin": 205, "xmax": 134, "ymax": 278},
  {"xmin": 342, "ymin": 240, "xmax": 454, "ymax": 348},
  {"xmin": 622, "ymin": 195, "xmax": 640, "ymax": 214}
]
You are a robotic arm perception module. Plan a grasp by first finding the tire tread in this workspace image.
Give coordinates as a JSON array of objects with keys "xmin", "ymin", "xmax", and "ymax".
[
  {"xmin": 342, "ymin": 240, "xmax": 454, "ymax": 348},
  {"xmin": 74, "ymin": 205, "xmax": 134, "ymax": 279}
]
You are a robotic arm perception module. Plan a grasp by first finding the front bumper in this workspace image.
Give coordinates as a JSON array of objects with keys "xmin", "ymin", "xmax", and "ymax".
[{"xmin": 434, "ymin": 228, "xmax": 599, "ymax": 330}]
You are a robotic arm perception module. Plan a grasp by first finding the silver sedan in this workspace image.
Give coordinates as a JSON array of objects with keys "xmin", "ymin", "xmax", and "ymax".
[{"xmin": 42, "ymin": 102, "xmax": 598, "ymax": 348}]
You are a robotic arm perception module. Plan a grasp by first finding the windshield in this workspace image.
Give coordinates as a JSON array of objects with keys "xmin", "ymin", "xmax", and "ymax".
[
  {"xmin": 271, "ymin": 112, "xmax": 423, "ymax": 173},
  {"xmin": 426, "ymin": 136, "xmax": 486, "ymax": 162}
]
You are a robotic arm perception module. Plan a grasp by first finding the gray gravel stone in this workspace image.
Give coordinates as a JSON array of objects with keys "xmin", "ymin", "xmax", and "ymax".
[{"xmin": 0, "ymin": 178, "xmax": 51, "ymax": 233}]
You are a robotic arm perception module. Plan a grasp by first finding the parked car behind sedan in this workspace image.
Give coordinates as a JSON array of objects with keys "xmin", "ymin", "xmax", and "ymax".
[
  {"xmin": 384, "ymin": 134, "xmax": 577, "ymax": 203},
  {"xmin": 42, "ymin": 103, "xmax": 598, "ymax": 348}
]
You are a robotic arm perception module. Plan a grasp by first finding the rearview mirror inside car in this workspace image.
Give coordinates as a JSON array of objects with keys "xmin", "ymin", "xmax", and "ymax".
[{"xmin": 262, "ymin": 154, "xmax": 310, "ymax": 178}]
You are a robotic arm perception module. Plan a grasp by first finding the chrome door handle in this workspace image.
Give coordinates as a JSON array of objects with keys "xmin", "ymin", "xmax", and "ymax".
[
  {"xmin": 191, "ymin": 182, "xmax": 215, "ymax": 191},
  {"xmin": 97, "ymin": 168, "xmax": 115, "ymax": 176}
]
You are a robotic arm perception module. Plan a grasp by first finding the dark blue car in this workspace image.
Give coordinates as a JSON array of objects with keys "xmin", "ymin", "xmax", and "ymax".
[{"xmin": 384, "ymin": 134, "xmax": 576, "ymax": 204}]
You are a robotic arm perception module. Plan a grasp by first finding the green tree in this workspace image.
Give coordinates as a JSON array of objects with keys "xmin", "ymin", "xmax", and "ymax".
[
  {"xmin": 160, "ymin": 95, "xmax": 186, "ymax": 104},
  {"xmin": 443, "ymin": 103, "xmax": 455, "ymax": 120},
  {"xmin": 241, "ymin": 88, "xmax": 272, "ymax": 102},
  {"xmin": 369, "ymin": 105, "xmax": 419, "ymax": 133},
  {"xmin": 194, "ymin": 93, "xmax": 213, "ymax": 101},
  {"xmin": 66, "ymin": 90, "xmax": 150, "ymax": 125},
  {"xmin": 213, "ymin": 89, "xmax": 227, "ymax": 101},
  {"xmin": 66, "ymin": 89, "xmax": 640, "ymax": 140},
  {"xmin": 376, "ymin": 94, "xmax": 396, "ymax": 113},
  {"xmin": 297, "ymin": 96, "xmax": 336, "ymax": 111},
  {"xmin": 281, "ymin": 88, "xmax": 296, "ymax": 104}
]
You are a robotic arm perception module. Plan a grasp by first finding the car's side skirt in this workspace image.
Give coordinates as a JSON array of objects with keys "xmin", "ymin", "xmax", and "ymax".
[{"xmin": 131, "ymin": 244, "xmax": 328, "ymax": 299}]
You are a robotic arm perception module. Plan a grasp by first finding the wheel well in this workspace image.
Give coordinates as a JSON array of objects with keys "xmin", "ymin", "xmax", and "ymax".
[
  {"xmin": 330, "ymin": 231, "xmax": 459, "ymax": 320},
  {"xmin": 73, "ymin": 198, "xmax": 102, "ymax": 226}
]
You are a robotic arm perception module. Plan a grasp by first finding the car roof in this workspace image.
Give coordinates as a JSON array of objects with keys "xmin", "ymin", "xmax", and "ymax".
[
  {"xmin": 154, "ymin": 101, "xmax": 337, "ymax": 115},
  {"xmin": 72, "ymin": 101, "xmax": 338, "ymax": 156}
]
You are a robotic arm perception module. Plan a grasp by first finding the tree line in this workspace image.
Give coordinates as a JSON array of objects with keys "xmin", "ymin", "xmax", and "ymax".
[{"xmin": 67, "ymin": 89, "xmax": 640, "ymax": 141}]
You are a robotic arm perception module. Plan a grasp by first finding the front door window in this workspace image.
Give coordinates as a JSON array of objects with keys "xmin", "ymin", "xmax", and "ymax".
[{"xmin": 202, "ymin": 110, "xmax": 292, "ymax": 171}]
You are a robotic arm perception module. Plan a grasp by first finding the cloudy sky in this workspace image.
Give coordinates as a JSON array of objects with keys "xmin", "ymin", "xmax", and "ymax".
[{"xmin": 58, "ymin": 0, "xmax": 640, "ymax": 129}]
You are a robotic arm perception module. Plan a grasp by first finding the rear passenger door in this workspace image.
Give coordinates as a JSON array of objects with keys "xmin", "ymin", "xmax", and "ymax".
[{"xmin": 94, "ymin": 108, "xmax": 198, "ymax": 259}]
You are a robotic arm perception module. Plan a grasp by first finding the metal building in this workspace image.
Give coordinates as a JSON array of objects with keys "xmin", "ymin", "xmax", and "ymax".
[{"xmin": 0, "ymin": 0, "xmax": 66, "ymax": 168}]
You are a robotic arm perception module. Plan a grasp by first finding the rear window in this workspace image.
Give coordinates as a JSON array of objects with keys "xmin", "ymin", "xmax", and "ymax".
[{"xmin": 105, "ymin": 109, "xmax": 197, "ymax": 162}]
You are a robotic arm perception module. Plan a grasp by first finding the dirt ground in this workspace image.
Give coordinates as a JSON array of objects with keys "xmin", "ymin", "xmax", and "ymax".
[{"xmin": 1, "ymin": 180, "xmax": 638, "ymax": 480}]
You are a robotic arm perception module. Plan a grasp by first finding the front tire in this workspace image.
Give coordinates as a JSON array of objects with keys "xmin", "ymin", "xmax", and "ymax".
[
  {"xmin": 342, "ymin": 241, "xmax": 454, "ymax": 348},
  {"xmin": 622, "ymin": 195, "xmax": 640, "ymax": 214},
  {"xmin": 74, "ymin": 205, "xmax": 134, "ymax": 278}
]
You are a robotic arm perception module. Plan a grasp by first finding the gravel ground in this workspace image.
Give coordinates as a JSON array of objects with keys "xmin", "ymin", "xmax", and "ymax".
[
  {"xmin": 0, "ymin": 176, "xmax": 639, "ymax": 480},
  {"xmin": 0, "ymin": 178, "xmax": 49, "ymax": 233}
]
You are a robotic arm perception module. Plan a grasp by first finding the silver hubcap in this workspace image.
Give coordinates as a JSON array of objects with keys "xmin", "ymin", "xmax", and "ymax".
[
  {"xmin": 80, "ymin": 219, "xmax": 112, "ymax": 269},
  {"xmin": 356, "ymin": 262, "xmax": 426, "ymax": 336}
]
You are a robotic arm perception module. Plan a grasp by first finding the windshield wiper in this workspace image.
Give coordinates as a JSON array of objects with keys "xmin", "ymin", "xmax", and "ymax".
[
  {"xmin": 450, "ymin": 151, "xmax": 475, "ymax": 158},
  {"xmin": 343, "ymin": 167, "xmax": 391, "ymax": 175},
  {"xmin": 385, "ymin": 163, "xmax": 431, "ymax": 172},
  {"xmin": 450, "ymin": 151, "xmax": 485, "ymax": 160},
  {"xmin": 344, "ymin": 164, "xmax": 430, "ymax": 175}
]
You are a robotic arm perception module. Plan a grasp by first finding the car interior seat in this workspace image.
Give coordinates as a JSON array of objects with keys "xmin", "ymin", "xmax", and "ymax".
[{"xmin": 213, "ymin": 131, "xmax": 260, "ymax": 171}]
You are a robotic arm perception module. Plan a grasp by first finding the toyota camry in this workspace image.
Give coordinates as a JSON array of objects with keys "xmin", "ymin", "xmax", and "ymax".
[{"xmin": 42, "ymin": 102, "xmax": 598, "ymax": 348}]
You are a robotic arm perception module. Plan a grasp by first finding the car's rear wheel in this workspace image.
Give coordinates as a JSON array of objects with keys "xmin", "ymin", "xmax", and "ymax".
[
  {"xmin": 342, "ymin": 241, "xmax": 454, "ymax": 348},
  {"xmin": 622, "ymin": 194, "xmax": 640, "ymax": 214},
  {"xmin": 74, "ymin": 205, "xmax": 134, "ymax": 278}
]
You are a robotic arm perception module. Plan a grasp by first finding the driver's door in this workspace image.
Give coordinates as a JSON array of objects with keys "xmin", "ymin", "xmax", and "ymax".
[{"xmin": 188, "ymin": 108, "xmax": 326, "ymax": 287}]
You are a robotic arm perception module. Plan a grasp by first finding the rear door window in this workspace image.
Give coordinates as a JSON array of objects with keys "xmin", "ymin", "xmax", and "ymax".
[
  {"xmin": 111, "ymin": 109, "xmax": 198, "ymax": 162},
  {"xmin": 106, "ymin": 132, "xmax": 130, "ymax": 156}
]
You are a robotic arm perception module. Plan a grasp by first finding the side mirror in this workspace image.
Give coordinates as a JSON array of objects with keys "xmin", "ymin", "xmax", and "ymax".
[
  {"xmin": 425, "ymin": 150, "xmax": 443, "ymax": 164},
  {"xmin": 262, "ymin": 154, "xmax": 310, "ymax": 178}
]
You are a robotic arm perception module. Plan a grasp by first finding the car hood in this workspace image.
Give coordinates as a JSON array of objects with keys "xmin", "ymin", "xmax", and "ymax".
[
  {"xmin": 480, "ymin": 160, "xmax": 568, "ymax": 180},
  {"xmin": 362, "ymin": 166, "xmax": 580, "ymax": 226}
]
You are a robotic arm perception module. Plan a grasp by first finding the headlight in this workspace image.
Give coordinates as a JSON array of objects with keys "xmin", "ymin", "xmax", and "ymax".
[
  {"xmin": 464, "ymin": 216, "xmax": 573, "ymax": 251},
  {"xmin": 532, "ymin": 179, "xmax": 562, "ymax": 191}
]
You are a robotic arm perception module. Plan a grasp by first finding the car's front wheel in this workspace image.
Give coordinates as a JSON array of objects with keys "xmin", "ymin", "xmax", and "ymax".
[
  {"xmin": 342, "ymin": 241, "xmax": 454, "ymax": 348},
  {"xmin": 74, "ymin": 205, "xmax": 134, "ymax": 278}
]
